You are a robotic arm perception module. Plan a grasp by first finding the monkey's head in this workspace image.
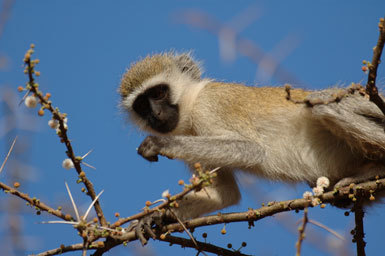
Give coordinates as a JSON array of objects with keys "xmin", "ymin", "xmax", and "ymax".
[{"xmin": 119, "ymin": 52, "xmax": 206, "ymax": 134}]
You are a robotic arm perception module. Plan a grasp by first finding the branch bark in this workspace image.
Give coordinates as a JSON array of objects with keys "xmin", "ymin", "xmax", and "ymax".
[{"xmin": 366, "ymin": 17, "xmax": 385, "ymax": 114}]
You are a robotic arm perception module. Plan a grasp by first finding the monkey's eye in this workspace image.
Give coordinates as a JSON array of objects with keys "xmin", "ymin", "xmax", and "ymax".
[{"xmin": 147, "ymin": 84, "xmax": 169, "ymax": 100}]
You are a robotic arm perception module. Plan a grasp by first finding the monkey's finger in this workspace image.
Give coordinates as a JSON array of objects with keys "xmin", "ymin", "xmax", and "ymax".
[{"xmin": 144, "ymin": 224, "xmax": 157, "ymax": 240}]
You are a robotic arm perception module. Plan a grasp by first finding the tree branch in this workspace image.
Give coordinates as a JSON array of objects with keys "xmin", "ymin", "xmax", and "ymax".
[
  {"xmin": 0, "ymin": 181, "xmax": 71, "ymax": 221},
  {"xmin": 353, "ymin": 198, "xmax": 366, "ymax": 256},
  {"xmin": 366, "ymin": 17, "xmax": 385, "ymax": 114}
]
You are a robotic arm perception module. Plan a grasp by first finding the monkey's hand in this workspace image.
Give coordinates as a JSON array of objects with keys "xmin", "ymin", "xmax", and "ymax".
[{"xmin": 138, "ymin": 136, "xmax": 171, "ymax": 162}]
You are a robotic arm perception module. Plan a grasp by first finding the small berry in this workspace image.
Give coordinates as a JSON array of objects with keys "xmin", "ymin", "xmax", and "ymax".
[
  {"xmin": 115, "ymin": 212, "xmax": 120, "ymax": 218},
  {"xmin": 178, "ymin": 180, "xmax": 184, "ymax": 185},
  {"xmin": 65, "ymin": 214, "xmax": 72, "ymax": 221},
  {"xmin": 202, "ymin": 232, "xmax": 207, "ymax": 238},
  {"xmin": 81, "ymin": 187, "xmax": 86, "ymax": 192},
  {"xmin": 35, "ymin": 71, "xmax": 40, "ymax": 76},
  {"xmin": 45, "ymin": 92, "xmax": 51, "ymax": 99},
  {"xmin": 13, "ymin": 182, "xmax": 20, "ymax": 188},
  {"xmin": 160, "ymin": 234, "xmax": 166, "ymax": 240},
  {"xmin": 38, "ymin": 109, "xmax": 44, "ymax": 116},
  {"xmin": 93, "ymin": 217, "xmax": 98, "ymax": 223},
  {"xmin": 362, "ymin": 66, "xmax": 368, "ymax": 72},
  {"xmin": 242, "ymin": 242, "xmax": 247, "ymax": 247},
  {"xmin": 369, "ymin": 195, "xmax": 375, "ymax": 201},
  {"xmin": 221, "ymin": 228, "xmax": 226, "ymax": 235},
  {"xmin": 30, "ymin": 43, "xmax": 35, "ymax": 48},
  {"xmin": 145, "ymin": 201, "xmax": 152, "ymax": 206},
  {"xmin": 97, "ymin": 241, "xmax": 104, "ymax": 247},
  {"xmin": 320, "ymin": 204, "xmax": 326, "ymax": 208},
  {"xmin": 344, "ymin": 211, "xmax": 350, "ymax": 216},
  {"xmin": 227, "ymin": 243, "xmax": 232, "ymax": 248},
  {"xmin": 17, "ymin": 86, "xmax": 24, "ymax": 92}
]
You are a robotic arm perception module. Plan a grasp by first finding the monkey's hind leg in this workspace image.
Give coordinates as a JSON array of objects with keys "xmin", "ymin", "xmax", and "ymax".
[
  {"xmin": 309, "ymin": 90, "xmax": 385, "ymax": 158},
  {"xmin": 171, "ymin": 169, "xmax": 241, "ymax": 220},
  {"xmin": 132, "ymin": 169, "xmax": 241, "ymax": 245}
]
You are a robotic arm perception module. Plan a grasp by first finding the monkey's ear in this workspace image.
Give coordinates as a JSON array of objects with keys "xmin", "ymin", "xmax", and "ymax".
[{"xmin": 174, "ymin": 53, "xmax": 202, "ymax": 80}]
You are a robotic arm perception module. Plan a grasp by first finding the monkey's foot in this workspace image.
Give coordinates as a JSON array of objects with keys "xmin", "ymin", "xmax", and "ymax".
[{"xmin": 129, "ymin": 211, "xmax": 170, "ymax": 246}]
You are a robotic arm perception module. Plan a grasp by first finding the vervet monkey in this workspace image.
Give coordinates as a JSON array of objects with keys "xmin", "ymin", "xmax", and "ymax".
[{"xmin": 119, "ymin": 52, "xmax": 385, "ymax": 243}]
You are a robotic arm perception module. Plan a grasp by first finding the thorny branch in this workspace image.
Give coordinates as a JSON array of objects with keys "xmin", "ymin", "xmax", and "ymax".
[
  {"xmin": 353, "ymin": 197, "xmax": 366, "ymax": 256},
  {"xmin": 0, "ymin": 181, "xmax": 72, "ymax": 221},
  {"xmin": 366, "ymin": 17, "xmax": 385, "ymax": 115},
  {"xmin": 22, "ymin": 46, "xmax": 107, "ymax": 226}
]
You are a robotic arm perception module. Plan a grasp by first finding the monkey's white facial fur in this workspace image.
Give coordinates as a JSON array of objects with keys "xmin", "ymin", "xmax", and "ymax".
[{"xmin": 120, "ymin": 52, "xmax": 210, "ymax": 135}]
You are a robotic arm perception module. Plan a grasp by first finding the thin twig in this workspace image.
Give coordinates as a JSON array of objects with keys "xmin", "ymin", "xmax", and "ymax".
[
  {"xmin": 0, "ymin": 181, "xmax": 71, "ymax": 221},
  {"xmin": 31, "ymin": 242, "xmax": 102, "ymax": 256},
  {"xmin": 296, "ymin": 207, "xmax": 308, "ymax": 256},
  {"xmin": 366, "ymin": 17, "xmax": 385, "ymax": 115},
  {"xmin": 0, "ymin": 136, "xmax": 17, "ymax": 174}
]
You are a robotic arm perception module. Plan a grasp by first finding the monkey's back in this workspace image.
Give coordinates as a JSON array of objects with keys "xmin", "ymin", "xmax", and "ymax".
[{"xmin": 194, "ymin": 82, "xmax": 310, "ymax": 128}]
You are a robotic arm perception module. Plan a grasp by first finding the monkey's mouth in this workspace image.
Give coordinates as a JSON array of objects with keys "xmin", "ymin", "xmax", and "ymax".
[{"xmin": 148, "ymin": 115, "xmax": 179, "ymax": 134}]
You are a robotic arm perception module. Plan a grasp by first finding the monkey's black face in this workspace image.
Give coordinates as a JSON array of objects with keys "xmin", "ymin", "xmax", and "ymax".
[{"xmin": 132, "ymin": 84, "xmax": 179, "ymax": 133}]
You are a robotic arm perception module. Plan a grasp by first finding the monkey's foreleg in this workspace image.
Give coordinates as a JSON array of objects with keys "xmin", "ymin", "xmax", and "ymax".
[{"xmin": 137, "ymin": 135, "xmax": 265, "ymax": 169}]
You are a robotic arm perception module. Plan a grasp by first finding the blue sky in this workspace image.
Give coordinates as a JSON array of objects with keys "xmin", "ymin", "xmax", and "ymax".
[{"xmin": 1, "ymin": 1, "xmax": 385, "ymax": 255}]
